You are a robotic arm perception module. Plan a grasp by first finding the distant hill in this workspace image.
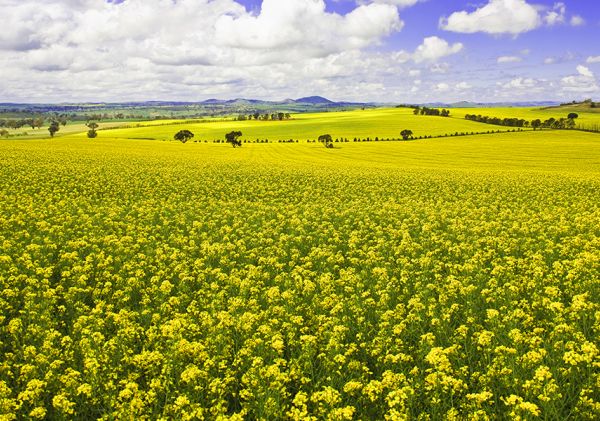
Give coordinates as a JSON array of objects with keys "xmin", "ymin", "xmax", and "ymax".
[
  {"xmin": 294, "ymin": 96, "xmax": 334, "ymax": 104},
  {"xmin": 420, "ymin": 101, "xmax": 562, "ymax": 108},
  {"xmin": 541, "ymin": 99, "xmax": 599, "ymax": 113}
]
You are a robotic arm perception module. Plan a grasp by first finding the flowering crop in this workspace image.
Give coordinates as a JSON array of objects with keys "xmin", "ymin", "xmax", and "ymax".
[{"xmin": 1, "ymin": 132, "xmax": 599, "ymax": 419}]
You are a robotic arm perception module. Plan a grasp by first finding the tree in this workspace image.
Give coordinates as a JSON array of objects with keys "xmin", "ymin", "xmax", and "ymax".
[
  {"xmin": 400, "ymin": 129, "xmax": 413, "ymax": 140},
  {"xmin": 48, "ymin": 121, "xmax": 60, "ymax": 137},
  {"xmin": 0, "ymin": 129, "xmax": 8, "ymax": 138},
  {"xmin": 174, "ymin": 129, "xmax": 194, "ymax": 143},
  {"xmin": 568, "ymin": 113, "xmax": 579, "ymax": 120},
  {"xmin": 531, "ymin": 119, "xmax": 542, "ymax": 130},
  {"xmin": 225, "ymin": 131, "xmax": 242, "ymax": 147},
  {"xmin": 87, "ymin": 122, "xmax": 99, "ymax": 138},
  {"xmin": 318, "ymin": 134, "xmax": 333, "ymax": 148},
  {"xmin": 33, "ymin": 117, "xmax": 45, "ymax": 129}
]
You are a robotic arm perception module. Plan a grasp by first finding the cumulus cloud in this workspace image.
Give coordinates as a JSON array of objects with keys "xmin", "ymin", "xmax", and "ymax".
[
  {"xmin": 561, "ymin": 65, "xmax": 599, "ymax": 93},
  {"xmin": 570, "ymin": 15, "xmax": 585, "ymax": 26},
  {"xmin": 587, "ymin": 56, "xmax": 600, "ymax": 64},
  {"xmin": 412, "ymin": 36, "xmax": 463, "ymax": 63},
  {"xmin": 544, "ymin": 2, "xmax": 566, "ymax": 26},
  {"xmin": 440, "ymin": 0, "xmax": 541, "ymax": 35},
  {"xmin": 497, "ymin": 56, "xmax": 522, "ymax": 64},
  {"xmin": 576, "ymin": 65, "xmax": 594, "ymax": 78},
  {"xmin": 440, "ymin": 0, "xmax": 581, "ymax": 35},
  {"xmin": 0, "ymin": 0, "xmax": 410, "ymax": 102}
]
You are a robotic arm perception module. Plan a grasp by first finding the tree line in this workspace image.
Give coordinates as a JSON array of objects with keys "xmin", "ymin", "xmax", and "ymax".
[
  {"xmin": 464, "ymin": 113, "xmax": 579, "ymax": 130},
  {"xmin": 413, "ymin": 107, "xmax": 451, "ymax": 117},
  {"xmin": 237, "ymin": 113, "xmax": 292, "ymax": 121}
]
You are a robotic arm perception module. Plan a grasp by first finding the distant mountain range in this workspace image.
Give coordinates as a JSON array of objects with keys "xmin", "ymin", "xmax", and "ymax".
[{"xmin": 421, "ymin": 100, "xmax": 562, "ymax": 108}]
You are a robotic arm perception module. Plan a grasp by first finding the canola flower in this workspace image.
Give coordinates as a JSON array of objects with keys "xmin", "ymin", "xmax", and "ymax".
[{"xmin": 0, "ymin": 136, "xmax": 599, "ymax": 419}]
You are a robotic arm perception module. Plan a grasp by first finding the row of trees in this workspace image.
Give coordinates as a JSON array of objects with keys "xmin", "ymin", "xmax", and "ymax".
[
  {"xmin": 237, "ymin": 113, "xmax": 292, "ymax": 121},
  {"xmin": 465, "ymin": 113, "xmax": 578, "ymax": 130},
  {"xmin": 413, "ymin": 107, "xmax": 451, "ymax": 117},
  {"xmin": 175, "ymin": 130, "xmax": 243, "ymax": 147},
  {"xmin": 0, "ymin": 117, "xmax": 57, "ymax": 130}
]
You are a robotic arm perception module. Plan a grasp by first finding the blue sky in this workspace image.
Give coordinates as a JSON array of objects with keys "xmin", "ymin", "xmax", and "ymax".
[{"xmin": 1, "ymin": 0, "xmax": 599, "ymax": 103}]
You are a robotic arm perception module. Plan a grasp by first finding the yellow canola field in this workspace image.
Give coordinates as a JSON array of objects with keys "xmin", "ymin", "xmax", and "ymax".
[{"xmin": 0, "ymin": 131, "xmax": 599, "ymax": 419}]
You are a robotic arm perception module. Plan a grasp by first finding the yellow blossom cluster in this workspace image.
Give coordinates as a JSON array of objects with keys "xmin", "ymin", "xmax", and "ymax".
[{"xmin": 0, "ymin": 139, "xmax": 599, "ymax": 419}]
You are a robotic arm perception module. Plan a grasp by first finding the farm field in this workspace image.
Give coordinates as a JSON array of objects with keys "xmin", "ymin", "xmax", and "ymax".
[
  {"xmin": 6, "ymin": 106, "xmax": 600, "ymax": 142},
  {"xmin": 1, "ymin": 131, "xmax": 599, "ymax": 419},
  {"xmin": 93, "ymin": 108, "xmax": 520, "ymax": 142}
]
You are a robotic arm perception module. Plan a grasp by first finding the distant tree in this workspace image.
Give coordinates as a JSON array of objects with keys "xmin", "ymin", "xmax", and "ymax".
[
  {"xmin": 48, "ymin": 121, "xmax": 60, "ymax": 137},
  {"xmin": 277, "ymin": 112, "xmax": 284, "ymax": 121},
  {"xmin": 531, "ymin": 119, "xmax": 542, "ymax": 130},
  {"xmin": 284, "ymin": 113, "xmax": 291, "ymax": 119},
  {"xmin": 253, "ymin": 112, "xmax": 260, "ymax": 120},
  {"xmin": 86, "ymin": 122, "xmax": 99, "ymax": 138},
  {"xmin": 225, "ymin": 130, "xmax": 242, "ymax": 147},
  {"xmin": 33, "ymin": 117, "xmax": 45, "ymax": 129},
  {"xmin": 567, "ymin": 113, "xmax": 579, "ymax": 120},
  {"xmin": 400, "ymin": 129, "xmax": 413, "ymax": 140},
  {"xmin": 174, "ymin": 129, "xmax": 194, "ymax": 143},
  {"xmin": 413, "ymin": 107, "xmax": 420, "ymax": 115},
  {"xmin": 59, "ymin": 118, "xmax": 67, "ymax": 126},
  {"xmin": 0, "ymin": 129, "xmax": 8, "ymax": 138},
  {"xmin": 318, "ymin": 134, "xmax": 333, "ymax": 148}
]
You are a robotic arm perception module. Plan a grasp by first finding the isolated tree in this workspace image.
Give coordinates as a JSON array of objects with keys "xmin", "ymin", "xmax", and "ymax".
[
  {"xmin": 400, "ymin": 129, "xmax": 413, "ymax": 140},
  {"xmin": 174, "ymin": 129, "xmax": 194, "ymax": 143},
  {"xmin": 86, "ymin": 122, "xmax": 99, "ymax": 138},
  {"xmin": 48, "ymin": 121, "xmax": 60, "ymax": 137},
  {"xmin": 225, "ymin": 130, "xmax": 242, "ymax": 147},
  {"xmin": 567, "ymin": 113, "xmax": 579, "ymax": 120},
  {"xmin": 318, "ymin": 134, "xmax": 333, "ymax": 148}
]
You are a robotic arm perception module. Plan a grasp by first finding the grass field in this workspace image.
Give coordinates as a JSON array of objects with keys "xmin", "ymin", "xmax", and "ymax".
[{"xmin": 1, "ymin": 130, "xmax": 599, "ymax": 419}]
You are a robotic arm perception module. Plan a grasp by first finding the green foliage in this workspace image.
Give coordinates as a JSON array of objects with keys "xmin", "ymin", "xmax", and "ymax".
[
  {"xmin": 400, "ymin": 129, "xmax": 413, "ymax": 140},
  {"xmin": 48, "ymin": 121, "xmax": 60, "ymax": 137},
  {"xmin": 318, "ymin": 134, "xmax": 333, "ymax": 148},
  {"xmin": 174, "ymin": 129, "xmax": 194, "ymax": 144},
  {"xmin": 225, "ymin": 130, "xmax": 242, "ymax": 147}
]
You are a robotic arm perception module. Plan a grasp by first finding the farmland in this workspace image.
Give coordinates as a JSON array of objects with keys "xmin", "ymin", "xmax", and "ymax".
[{"xmin": 1, "ymin": 127, "xmax": 600, "ymax": 419}]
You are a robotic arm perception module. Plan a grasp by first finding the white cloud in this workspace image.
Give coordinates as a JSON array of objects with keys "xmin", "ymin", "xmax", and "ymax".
[
  {"xmin": 440, "ymin": 0, "xmax": 541, "ymax": 35},
  {"xmin": 430, "ymin": 62, "xmax": 450, "ymax": 74},
  {"xmin": 570, "ymin": 15, "xmax": 585, "ymax": 26},
  {"xmin": 435, "ymin": 83, "xmax": 450, "ymax": 92},
  {"xmin": 587, "ymin": 56, "xmax": 600, "ymax": 64},
  {"xmin": 561, "ymin": 66, "xmax": 598, "ymax": 93},
  {"xmin": 544, "ymin": 2, "xmax": 566, "ymax": 26},
  {"xmin": 456, "ymin": 82, "xmax": 472, "ymax": 90},
  {"xmin": 412, "ymin": 36, "xmax": 463, "ymax": 63},
  {"xmin": 544, "ymin": 57, "xmax": 556, "ymax": 65},
  {"xmin": 0, "ymin": 0, "xmax": 410, "ymax": 102},
  {"xmin": 502, "ymin": 77, "xmax": 541, "ymax": 89},
  {"xmin": 577, "ymin": 65, "xmax": 594, "ymax": 78},
  {"xmin": 497, "ymin": 56, "xmax": 522, "ymax": 64}
]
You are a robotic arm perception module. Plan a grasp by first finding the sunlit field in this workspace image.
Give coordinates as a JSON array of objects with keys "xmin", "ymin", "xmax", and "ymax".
[{"xmin": 1, "ymin": 130, "xmax": 599, "ymax": 419}]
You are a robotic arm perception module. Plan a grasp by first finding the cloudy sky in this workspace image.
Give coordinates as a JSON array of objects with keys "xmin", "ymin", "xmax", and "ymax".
[{"xmin": 1, "ymin": 0, "xmax": 599, "ymax": 103}]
